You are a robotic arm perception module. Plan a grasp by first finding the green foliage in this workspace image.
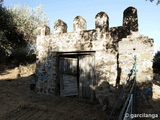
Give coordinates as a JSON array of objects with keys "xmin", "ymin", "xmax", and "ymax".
[
  {"xmin": 8, "ymin": 5, "xmax": 49, "ymax": 44},
  {"xmin": 153, "ymin": 50, "xmax": 160, "ymax": 75},
  {"xmin": 0, "ymin": 6, "xmax": 18, "ymax": 62},
  {"xmin": 0, "ymin": 4, "xmax": 49, "ymax": 64},
  {"xmin": 147, "ymin": 0, "xmax": 160, "ymax": 4}
]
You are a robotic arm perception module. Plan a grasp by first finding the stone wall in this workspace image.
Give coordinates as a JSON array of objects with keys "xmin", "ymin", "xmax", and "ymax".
[
  {"xmin": 36, "ymin": 6, "xmax": 154, "ymax": 108},
  {"xmin": 118, "ymin": 32, "xmax": 154, "ymax": 88}
]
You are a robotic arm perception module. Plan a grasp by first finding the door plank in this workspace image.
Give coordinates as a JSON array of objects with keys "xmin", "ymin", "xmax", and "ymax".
[
  {"xmin": 79, "ymin": 55, "xmax": 95, "ymax": 100},
  {"xmin": 59, "ymin": 58, "xmax": 78, "ymax": 96}
]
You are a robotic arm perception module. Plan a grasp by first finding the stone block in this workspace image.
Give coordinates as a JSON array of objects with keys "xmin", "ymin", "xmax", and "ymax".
[
  {"xmin": 95, "ymin": 12, "xmax": 109, "ymax": 32},
  {"xmin": 123, "ymin": 6, "xmax": 138, "ymax": 31},
  {"xmin": 54, "ymin": 19, "xmax": 67, "ymax": 34},
  {"xmin": 73, "ymin": 16, "xmax": 87, "ymax": 32}
]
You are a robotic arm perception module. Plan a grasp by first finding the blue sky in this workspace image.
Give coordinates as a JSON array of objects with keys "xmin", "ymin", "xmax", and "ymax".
[{"xmin": 3, "ymin": 0, "xmax": 160, "ymax": 53}]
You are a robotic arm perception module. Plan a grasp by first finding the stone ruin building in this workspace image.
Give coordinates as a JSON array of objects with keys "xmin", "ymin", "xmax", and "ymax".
[{"xmin": 36, "ymin": 6, "xmax": 154, "ymax": 107}]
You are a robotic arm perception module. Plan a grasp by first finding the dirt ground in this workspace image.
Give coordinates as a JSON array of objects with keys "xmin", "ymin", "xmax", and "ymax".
[
  {"xmin": 0, "ymin": 64, "xmax": 160, "ymax": 120},
  {"xmin": 0, "ymin": 65, "xmax": 108, "ymax": 120}
]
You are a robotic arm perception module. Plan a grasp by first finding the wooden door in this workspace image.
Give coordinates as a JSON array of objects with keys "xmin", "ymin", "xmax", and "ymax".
[
  {"xmin": 59, "ymin": 57, "xmax": 78, "ymax": 96},
  {"xmin": 79, "ymin": 55, "xmax": 95, "ymax": 100}
]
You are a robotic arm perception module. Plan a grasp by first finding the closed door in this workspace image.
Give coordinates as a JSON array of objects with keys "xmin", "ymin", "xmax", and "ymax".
[
  {"xmin": 59, "ymin": 57, "xmax": 78, "ymax": 96},
  {"xmin": 79, "ymin": 55, "xmax": 95, "ymax": 100}
]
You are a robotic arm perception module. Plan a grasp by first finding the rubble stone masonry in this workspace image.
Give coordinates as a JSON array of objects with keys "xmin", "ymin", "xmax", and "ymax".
[{"xmin": 36, "ymin": 6, "xmax": 154, "ymax": 107}]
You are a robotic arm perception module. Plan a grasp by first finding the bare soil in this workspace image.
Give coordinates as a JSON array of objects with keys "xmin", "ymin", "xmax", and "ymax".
[
  {"xmin": 0, "ymin": 64, "xmax": 160, "ymax": 120},
  {"xmin": 0, "ymin": 65, "xmax": 107, "ymax": 120}
]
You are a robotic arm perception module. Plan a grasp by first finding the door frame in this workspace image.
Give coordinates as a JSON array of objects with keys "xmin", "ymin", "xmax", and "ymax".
[{"xmin": 57, "ymin": 51, "xmax": 96, "ymax": 100}]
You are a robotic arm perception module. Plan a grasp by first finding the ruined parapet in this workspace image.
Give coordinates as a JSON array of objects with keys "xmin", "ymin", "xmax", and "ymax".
[
  {"xmin": 95, "ymin": 12, "xmax": 109, "ymax": 32},
  {"xmin": 54, "ymin": 19, "xmax": 67, "ymax": 34},
  {"xmin": 123, "ymin": 6, "xmax": 138, "ymax": 31},
  {"xmin": 73, "ymin": 16, "xmax": 87, "ymax": 32}
]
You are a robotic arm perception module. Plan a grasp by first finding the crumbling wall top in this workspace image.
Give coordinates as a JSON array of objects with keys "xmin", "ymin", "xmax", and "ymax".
[{"xmin": 37, "ymin": 6, "xmax": 139, "ymax": 37}]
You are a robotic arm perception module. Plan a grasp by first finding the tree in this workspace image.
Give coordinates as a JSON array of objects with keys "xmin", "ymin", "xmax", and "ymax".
[
  {"xmin": 0, "ymin": 0, "xmax": 3, "ymax": 4},
  {"xmin": 147, "ymin": 0, "xmax": 160, "ymax": 4},
  {"xmin": 8, "ymin": 5, "xmax": 49, "ymax": 43},
  {"xmin": 0, "ymin": 4, "xmax": 49, "ymax": 64},
  {"xmin": 153, "ymin": 50, "xmax": 160, "ymax": 75}
]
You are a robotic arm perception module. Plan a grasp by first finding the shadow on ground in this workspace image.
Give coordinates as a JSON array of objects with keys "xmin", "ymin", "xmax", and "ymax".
[
  {"xmin": 0, "ymin": 75, "xmax": 108, "ymax": 120},
  {"xmin": 0, "ymin": 65, "xmax": 160, "ymax": 120}
]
